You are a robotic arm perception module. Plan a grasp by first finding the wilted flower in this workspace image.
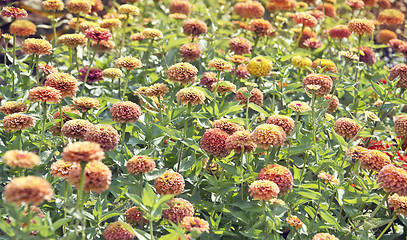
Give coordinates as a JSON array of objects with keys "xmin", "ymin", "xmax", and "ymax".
[
  {"xmin": 226, "ymin": 130, "xmax": 257, "ymax": 154},
  {"xmin": 229, "ymin": 37, "xmax": 252, "ymax": 55},
  {"xmin": 182, "ymin": 18, "xmax": 208, "ymax": 37},
  {"xmin": 169, "ymin": 0, "xmax": 191, "ymax": 15},
  {"xmin": 334, "ymin": 117, "xmax": 361, "ymax": 139},
  {"xmin": 247, "ymin": 56, "xmax": 273, "ymax": 77},
  {"xmin": 248, "ymin": 180, "xmax": 280, "ymax": 201},
  {"xmin": 50, "ymin": 160, "xmax": 73, "ymax": 178},
  {"xmin": 3, "ymin": 113, "xmax": 35, "ymax": 132},
  {"xmin": 348, "ymin": 19, "xmax": 375, "ymax": 35},
  {"xmin": 200, "ymin": 128, "xmax": 230, "ymax": 158},
  {"xmin": 286, "ymin": 215, "xmax": 303, "ymax": 229},
  {"xmin": 103, "ymin": 222, "xmax": 135, "ymax": 240},
  {"xmin": 10, "ymin": 20, "xmax": 36, "ymax": 36},
  {"xmin": 84, "ymin": 124, "xmax": 120, "ymax": 151},
  {"xmin": 78, "ymin": 67, "xmax": 103, "ymax": 83},
  {"xmin": 162, "ymin": 198, "xmax": 195, "ymax": 223},
  {"xmin": 288, "ymin": 101, "xmax": 311, "ymax": 112},
  {"xmin": 250, "ymin": 124, "xmax": 286, "ymax": 149},
  {"xmin": 2, "ymin": 150, "xmax": 40, "ymax": 169},
  {"xmin": 66, "ymin": 0, "xmax": 92, "ymax": 14},
  {"xmin": 67, "ymin": 161, "xmax": 112, "ymax": 193},
  {"xmin": 115, "ymin": 57, "xmax": 142, "ymax": 70},
  {"xmin": 4, "ymin": 176, "xmax": 53, "ymax": 205},
  {"xmin": 180, "ymin": 43, "xmax": 202, "ymax": 62},
  {"xmin": 0, "ymin": 101, "xmax": 27, "ymax": 115},
  {"xmin": 154, "ymin": 171, "xmax": 185, "ymax": 195},
  {"xmin": 44, "ymin": 72, "xmax": 79, "ymax": 98},
  {"xmin": 126, "ymin": 155, "xmax": 155, "ymax": 175},
  {"xmin": 1, "ymin": 6, "xmax": 28, "ymax": 18},
  {"xmin": 22, "ymin": 38, "xmax": 52, "ymax": 55},
  {"xmin": 258, "ymin": 164, "xmax": 293, "ymax": 196}
]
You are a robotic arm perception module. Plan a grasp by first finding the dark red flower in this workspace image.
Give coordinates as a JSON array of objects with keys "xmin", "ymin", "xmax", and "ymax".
[{"xmin": 78, "ymin": 67, "xmax": 103, "ymax": 83}]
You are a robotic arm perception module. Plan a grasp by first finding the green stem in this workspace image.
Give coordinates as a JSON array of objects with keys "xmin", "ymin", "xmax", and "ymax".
[
  {"xmin": 119, "ymin": 13, "xmax": 129, "ymax": 57},
  {"xmin": 35, "ymin": 54, "xmax": 40, "ymax": 86},
  {"xmin": 149, "ymin": 220, "xmax": 154, "ymax": 240},
  {"xmin": 122, "ymin": 69, "xmax": 130, "ymax": 101},
  {"xmin": 52, "ymin": 11, "xmax": 57, "ymax": 47},
  {"xmin": 75, "ymin": 14, "xmax": 80, "ymax": 33},
  {"xmin": 192, "ymin": 156, "xmax": 214, "ymax": 195},
  {"xmin": 245, "ymin": 93, "xmax": 250, "ymax": 130},
  {"xmin": 81, "ymin": 40, "xmax": 100, "ymax": 96},
  {"xmin": 12, "ymin": 34, "xmax": 16, "ymax": 98},
  {"xmin": 39, "ymin": 102, "xmax": 47, "ymax": 155},
  {"xmin": 263, "ymin": 200, "xmax": 268, "ymax": 238},
  {"xmin": 353, "ymin": 34, "xmax": 363, "ymax": 114},
  {"xmin": 376, "ymin": 217, "xmax": 397, "ymax": 240},
  {"xmin": 17, "ymin": 130, "xmax": 22, "ymax": 150},
  {"xmin": 120, "ymin": 122, "xmax": 127, "ymax": 154},
  {"xmin": 390, "ymin": 136, "xmax": 406, "ymax": 162},
  {"xmin": 295, "ymin": 25, "xmax": 305, "ymax": 49},
  {"xmin": 118, "ymin": 78, "xmax": 121, "ymax": 99},
  {"xmin": 59, "ymin": 101, "xmax": 65, "ymax": 143},
  {"xmin": 311, "ymin": 93, "xmax": 317, "ymax": 164},
  {"xmin": 177, "ymin": 103, "xmax": 192, "ymax": 172},
  {"xmin": 251, "ymin": 35, "xmax": 259, "ymax": 58}
]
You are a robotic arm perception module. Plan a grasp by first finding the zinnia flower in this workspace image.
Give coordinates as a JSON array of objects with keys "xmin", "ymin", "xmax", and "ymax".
[
  {"xmin": 288, "ymin": 101, "xmax": 311, "ymax": 112},
  {"xmin": 103, "ymin": 221, "xmax": 135, "ymax": 240},
  {"xmin": 324, "ymin": 94, "xmax": 339, "ymax": 113},
  {"xmin": 110, "ymin": 101, "xmax": 142, "ymax": 123},
  {"xmin": 125, "ymin": 206, "xmax": 146, "ymax": 225},
  {"xmin": 154, "ymin": 171, "xmax": 185, "ymax": 195},
  {"xmin": 43, "ymin": 0, "xmax": 65, "ymax": 11},
  {"xmin": 312, "ymin": 233, "xmax": 339, "ymax": 240},
  {"xmin": 212, "ymin": 119, "xmax": 244, "ymax": 135},
  {"xmin": 100, "ymin": 18, "xmax": 122, "ymax": 30},
  {"xmin": 346, "ymin": 146, "xmax": 368, "ymax": 161},
  {"xmin": 115, "ymin": 57, "xmax": 142, "ymax": 70},
  {"xmin": 66, "ymin": 0, "xmax": 91, "ymax": 13},
  {"xmin": 225, "ymin": 130, "xmax": 257, "ymax": 154},
  {"xmin": 334, "ymin": 117, "xmax": 361, "ymax": 139},
  {"xmin": 286, "ymin": 216, "xmax": 303, "ymax": 230},
  {"xmin": 44, "ymin": 72, "xmax": 79, "ymax": 98},
  {"xmin": 316, "ymin": 3, "xmax": 336, "ymax": 18},
  {"xmin": 22, "ymin": 38, "xmax": 52, "ymax": 55},
  {"xmin": 302, "ymin": 73, "xmax": 333, "ymax": 96},
  {"xmin": 378, "ymin": 9, "xmax": 404, "ymax": 25},
  {"xmin": 328, "ymin": 25, "xmax": 351, "ymax": 39},
  {"xmin": 200, "ymin": 128, "xmax": 230, "ymax": 158},
  {"xmin": 2, "ymin": 150, "xmax": 40, "ymax": 169},
  {"xmin": 250, "ymin": 124, "xmax": 286, "ymax": 149},
  {"xmin": 118, "ymin": 4, "xmax": 140, "ymax": 15},
  {"xmin": 248, "ymin": 19, "xmax": 273, "ymax": 36},
  {"xmin": 359, "ymin": 46, "xmax": 376, "ymax": 65},
  {"xmin": 266, "ymin": 115, "xmax": 295, "ymax": 134},
  {"xmin": 29, "ymin": 86, "xmax": 61, "ymax": 103},
  {"xmin": 176, "ymin": 87, "xmax": 206, "ymax": 105},
  {"xmin": 73, "ymin": 97, "xmax": 100, "ymax": 111},
  {"xmin": 142, "ymin": 28, "xmax": 163, "ymax": 40},
  {"xmin": 4, "ymin": 176, "xmax": 53, "ymax": 205},
  {"xmin": 389, "ymin": 63, "xmax": 407, "ymax": 89},
  {"xmin": 208, "ymin": 59, "xmax": 233, "ymax": 72},
  {"xmin": 181, "ymin": 217, "xmax": 210, "ymax": 233},
  {"xmin": 247, "ymin": 56, "xmax": 273, "ymax": 77},
  {"xmin": 377, "ymin": 164, "xmax": 407, "ymax": 195},
  {"xmin": 234, "ymin": 1, "xmax": 265, "ymax": 18},
  {"xmin": 58, "ymin": 34, "xmax": 87, "ymax": 48},
  {"xmin": 348, "ymin": 19, "xmax": 375, "ymax": 35},
  {"xmin": 182, "ymin": 18, "xmax": 208, "ymax": 37},
  {"xmin": 62, "ymin": 141, "xmax": 105, "ymax": 163},
  {"xmin": 376, "ymin": 29, "xmax": 397, "ymax": 44},
  {"xmin": 229, "ymin": 37, "xmax": 252, "ymax": 55},
  {"xmin": 126, "ymin": 155, "xmax": 156, "ymax": 174},
  {"xmin": 38, "ymin": 63, "xmax": 58, "ymax": 74},
  {"xmin": 318, "ymin": 172, "xmax": 339, "ymax": 184},
  {"xmin": 0, "ymin": 101, "xmax": 27, "ymax": 115},
  {"xmin": 85, "ymin": 27, "xmax": 112, "ymax": 42},
  {"xmin": 169, "ymin": 0, "xmax": 191, "ymax": 15},
  {"xmin": 291, "ymin": 12, "xmax": 318, "ymax": 28},
  {"xmin": 103, "ymin": 68, "xmax": 123, "ymax": 79},
  {"xmin": 248, "ymin": 180, "xmax": 280, "ymax": 201},
  {"xmin": 78, "ymin": 67, "xmax": 103, "ymax": 83},
  {"xmin": 1, "ymin": 6, "xmax": 28, "ymax": 18},
  {"xmin": 162, "ymin": 198, "xmax": 195, "ymax": 223},
  {"xmin": 360, "ymin": 150, "xmax": 391, "ymax": 172},
  {"xmin": 67, "ymin": 160, "xmax": 112, "ymax": 193},
  {"xmin": 10, "ymin": 20, "xmax": 36, "ymax": 36},
  {"xmin": 50, "ymin": 160, "xmax": 73, "ymax": 178},
  {"xmin": 346, "ymin": 0, "xmax": 364, "ymax": 8},
  {"xmin": 84, "ymin": 124, "xmax": 120, "ymax": 151},
  {"xmin": 200, "ymin": 72, "xmax": 218, "ymax": 89},
  {"xmin": 3, "ymin": 113, "xmax": 35, "ymax": 132},
  {"xmin": 61, "ymin": 119, "xmax": 93, "ymax": 139},
  {"xmin": 389, "ymin": 194, "xmax": 407, "ymax": 216},
  {"xmin": 211, "ymin": 80, "xmax": 236, "ymax": 95},
  {"xmin": 180, "ymin": 43, "xmax": 202, "ymax": 62},
  {"xmin": 291, "ymin": 56, "xmax": 312, "ymax": 69},
  {"xmin": 258, "ymin": 164, "xmax": 293, "ymax": 196}
]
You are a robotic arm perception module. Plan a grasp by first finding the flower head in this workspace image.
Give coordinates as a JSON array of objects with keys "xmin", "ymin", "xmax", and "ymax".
[
  {"xmin": 318, "ymin": 172, "xmax": 339, "ymax": 184},
  {"xmin": 142, "ymin": 28, "xmax": 163, "ymax": 40},
  {"xmin": 29, "ymin": 86, "xmax": 61, "ymax": 103},
  {"xmin": 247, "ymin": 56, "xmax": 273, "ymax": 77},
  {"xmin": 3, "ymin": 113, "xmax": 35, "ymax": 132},
  {"xmin": 162, "ymin": 198, "xmax": 195, "ymax": 223},
  {"xmin": 249, "ymin": 180, "xmax": 280, "ymax": 201},
  {"xmin": 73, "ymin": 97, "xmax": 100, "ymax": 111},
  {"xmin": 85, "ymin": 27, "xmax": 112, "ymax": 42},
  {"xmin": 250, "ymin": 124, "xmax": 286, "ymax": 149},
  {"xmin": 176, "ymin": 87, "xmax": 206, "ymax": 105},
  {"xmin": 58, "ymin": 34, "xmax": 87, "ymax": 48},
  {"xmin": 115, "ymin": 57, "xmax": 142, "ymax": 70},
  {"xmin": 389, "ymin": 194, "xmax": 407, "ymax": 216},
  {"xmin": 103, "ymin": 221, "xmax": 135, "ymax": 240},
  {"xmin": 346, "ymin": 146, "xmax": 368, "ymax": 161},
  {"xmin": 346, "ymin": 0, "xmax": 364, "ymax": 8},
  {"xmin": 84, "ymin": 124, "xmax": 120, "ymax": 151},
  {"xmin": 378, "ymin": 164, "xmax": 407, "ymax": 195},
  {"xmin": 389, "ymin": 64, "xmax": 407, "ymax": 89},
  {"xmin": 291, "ymin": 12, "xmax": 318, "ymax": 28},
  {"xmin": 78, "ymin": 67, "xmax": 103, "ymax": 83},
  {"xmin": 0, "ymin": 101, "xmax": 27, "ymax": 115},
  {"xmin": 311, "ymin": 59, "xmax": 337, "ymax": 73},
  {"xmin": 67, "ymin": 161, "xmax": 111, "ymax": 193},
  {"xmin": 376, "ymin": 29, "xmax": 397, "ymax": 44},
  {"xmin": 4, "ymin": 176, "xmax": 53, "ymax": 205},
  {"xmin": 291, "ymin": 56, "xmax": 312, "ymax": 69},
  {"xmin": 286, "ymin": 216, "xmax": 303, "ymax": 230},
  {"xmin": 181, "ymin": 217, "xmax": 210, "ymax": 233},
  {"xmin": 169, "ymin": 0, "xmax": 191, "ymax": 15},
  {"xmin": 248, "ymin": 19, "xmax": 273, "ymax": 36},
  {"xmin": 302, "ymin": 73, "xmax": 333, "ymax": 96},
  {"xmin": 43, "ymin": 0, "xmax": 65, "ymax": 11},
  {"xmin": 234, "ymin": 1, "xmax": 265, "ymax": 18},
  {"xmin": 200, "ymin": 128, "xmax": 230, "ymax": 158},
  {"xmin": 149, "ymin": 83, "xmax": 169, "ymax": 97},
  {"xmin": 62, "ymin": 141, "xmax": 105, "ymax": 163},
  {"xmin": 79, "ymin": 21, "xmax": 99, "ymax": 33},
  {"xmin": 154, "ymin": 171, "xmax": 185, "ymax": 195},
  {"xmin": 324, "ymin": 94, "xmax": 339, "ymax": 113},
  {"xmin": 38, "ymin": 63, "xmax": 58, "ymax": 74},
  {"xmin": 360, "ymin": 150, "xmax": 391, "ymax": 172},
  {"xmin": 10, "ymin": 20, "xmax": 36, "ymax": 36},
  {"xmin": 211, "ymin": 80, "xmax": 236, "ymax": 95},
  {"xmin": 378, "ymin": 9, "xmax": 404, "ymax": 25},
  {"xmin": 66, "ymin": 0, "xmax": 92, "ymax": 14},
  {"xmin": 266, "ymin": 115, "xmax": 295, "ymax": 134},
  {"xmin": 182, "ymin": 18, "xmax": 208, "ymax": 36},
  {"xmin": 45, "ymin": 72, "xmax": 79, "ymax": 98},
  {"xmin": 348, "ymin": 19, "xmax": 375, "ymax": 35},
  {"xmin": 168, "ymin": 63, "xmax": 198, "ymax": 84},
  {"xmin": 118, "ymin": 4, "xmax": 140, "ymax": 15},
  {"xmin": 1, "ymin": 6, "xmax": 28, "ymax": 18},
  {"xmin": 234, "ymin": 64, "xmax": 251, "ymax": 80},
  {"xmin": 258, "ymin": 164, "xmax": 293, "ymax": 196},
  {"xmin": 288, "ymin": 101, "xmax": 310, "ymax": 112},
  {"xmin": 126, "ymin": 155, "xmax": 156, "ymax": 175},
  {"xmin": 62, "ymin": 119, "xmax": 93, "ymax": 139},
  {"xmin": 312, "ymin": 233, "xmax": 339, "ymax": 240},
  {"xmin": 359, "ymin": 46, "xmax": 376, "ymax": 65},
  {"xmin": 334, "ymin": 117, "xmax": 361, "ymax": 139},
  {"xmin": 328, "ymin": 25, "xmax": 351, "ymax": 39},
  {"xmin": 2, "ymin": 150, "xmax": 40, "ymax": 169},
  {"xmin": 110, "ymin": 101, "xmax": 141, "ymax": 123},
  {"xmin": 226, "ymin": 130, "xmax": 257, "ymax": 154},
  {"xmin": 125, "ymin": 206, "xmax": 146, "ymax": 225},
  {"xmin": 208, "ymin": 59, "xmax": 233, "ymax": 72},
  {"xmin": 22, "ymin": 38, "xmax": 52, "ymax": 55},
  {"xmin": 180, "ymin": 43, "xmax": 202, "ymax": 62},
  {"xmin": 229, "ymin": 37, "xmax": 252, "ymax": 55},
  {"xmin": 50, "ymin": 160, "xmax": 72, "ymax": 179},
  {"xmin": 200, "ymin": 72, "xmax": 218, "ymax": 89},
  {"xmin": 103, "ymin": 68, "xmax": 123, "ymax": 79},
  {"xmin": 395, "ymin": 115, "xmax": 407, "ymax": 137},
  {"xmin": 169, "ymin": 13, "xmax": 188, "ymax": 19},
  {"xmin": 212, "ymin": 119, "xmax": 244, "ymax": 135},
  {"xmin": 100, "ymin": 18, "xmax": 122, "ymax": 30}
]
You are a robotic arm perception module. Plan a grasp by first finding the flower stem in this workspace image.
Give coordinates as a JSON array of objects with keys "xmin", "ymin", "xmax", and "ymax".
[
  {"xmin": 352, "ymin": 34, "xmax": 363, "ymax": 114},
  {"xmin": 192, "ymin": 156, "xmax": 214, "ymax": 195},
  {"xmin": 35, "ymin": 54, "xmax": 40, "ymax": 86},
  {"xmin": 120, "ymin": 122, "xmax": 127, "ymax": 154},
  {"xmin": 377, "ymin": 216, "xmax": 397, "ymax": 240},
  {"xmin": 81, "ymin": 40, "xmax": 100, "ymax": 96},
  {"xmin": 59, "ymin": 101, "xmax": 65, "ymax": 144},
  {"xmin": 39, "ymin": 102, "xmax": 47, "ymax": 155},
  {"xmin": 52, "ymin": 11, "xmax": 57, "ymax": 47},
  {"xmin": 75, "ymin": 14, "xmax": 80, "ymax": 33},
  {"xmin": 149, "ymin": 220, "xmax": 154, "ymax": 240},
  {"xmin": 295, "ymin": 25, "xmax": 305, "ymax": 49},
  {"xmin": 245, "ymin": 95, "xmax": 250, "ymax": 130},
  {"xmin": 177, "ymin": 103, "xmax": 192, "ymax": 172},
  {"xmin": 12, "ymin": 34, "xmax": 16, "ymax": 98},
  {"xmin": 391, "ymin": 136, "xmax": 407, "ymax": 162},
  {"xmin": 119, "ymin": 13, "xmax": 129, "ymax": 57},
  {"xmin": 122, "ymin": 69, "xmax": 130, "ymax": 101}
]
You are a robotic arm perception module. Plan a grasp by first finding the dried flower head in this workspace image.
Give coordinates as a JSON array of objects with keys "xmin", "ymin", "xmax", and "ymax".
[
  {"xmin": 318, "ymin": 172, "xmax": 339, "ymax": 184},
  {"xmin": 312, "ymin": 233, "xmax": 339, "ymax": 240},
  {"xmin": 43, "ymin": 0, "xmax": 65, "ymax": 11},
  {"xmin": 208, "ymin": 59, "xmax": 233, "ymax": 72},
  {"xmin": 78, "ymin": 66, "xmax": 103, "ymax": 83},
  {"xmin": 168, "ymin": 63, "xmax": 198, "ymax": 84},
  {"xmin": 154, "ymin": 171, "xmax": 185, "ymax": 195},
  {"xmin": 266, "ymin": 115, "xmax": 295, "ymax": 135},
  {"xmin": 229, "ymin": 37, "xmax": 252, "ymax": 55},
  {"xmin": 378, "ymin": 9, "xmax": 404, "ymax": 25},
  {"xmin": 291, "ymin": 56, "xmax": 312, "ymax": 69},
  {"xmin": 334, "ymin": 117, "xmax": 361, "ymax": 139},
  {"xmin": 181, "ymin": 217, "xmax": 210, "ymax": 233},
  {"xmin": 162, "ymin": 198, "xmax": 195, "ymax": 223},
  {"xmin": 126, "ymin": 155, "xmax": 156, "ymax": 175},
  {"xmin": 389, "ymin": 64, "xmax": 407, "ymax": 89},
  {"xmin": 29, "ymin": 86, "xmax": 61, "ymax": 103},
  {"xmin": 226, "ymin": 130, "xmax": 257, "ymax": 154},
  {"xmin": 67, "ymin": 161, "xmax": 112, "ymax": 193},
  {"xmin": 50, "ymin": 160, "xmax": 73, "ymax": 178},
  {"xmin": 258, "ymin": 164, "xmax": 293, "ymax": 196},
  {"xmin": 2, "ymin": 150, "xmax": 40, "ymax": 169},
  {"xmin": 288, "ymin": 101, "xmax": 311, "ymax": 112},
  {"xmin": 348, "ymin": 19, "xmax": 375, "ymax": 35},
  {"xmin": 248, "ymin": 19, "xmax": 273, "ymax": 36},
  {"xmin": 250, "ymin": 124, "xmax": 286, "ymax": 149},
  {"xmin": 103, "ymin": 221, "xmax": 135, "ymax": 240},
  {"xmin": 58, "ymin": 34, "xmax": 87, "ymax": 47},
  {"xmin": 376, "ymin": 29, "xmax": 397, "ymax": 44},
  {"xmin": 100, "ymin": 18, "xmax": 122, "ymax": 30},
  {"xmin": 22, "ymin": 38, "xmax": 52, "ymax": 55},
  {"xmin": 200, "ymin": 128, "xmax": 230, "ymax": 158},
  {"xmin": 62, "ymin": 119, "xmax": 93, "ymax": 139},
  {"xmin": 66, "ymin": 0, "xmax": 92, "ymax": 14},
  {"xmin": 1, "ymin": 6, "xmax": 28, "ymax": 18},
  {"xmin": 0, "ymin": 101, "xmax": 27, "ymax": 115},
  {"xmin": 10, "ymin": 20, "xmax": 36, "ymax": 36},
  {"xmin": 234, "ymin": 1, "xmax": 265, "ymax": 18},
  {"xmin": 45, "ymin": 72, "xmax": 79, "ymax": 98},
  {"xmin": 115, "ymin": 57, "xmax": 142, "ymax": 70},
  {"xmin": 302, "ymin": 73, "xmax": 333, "ymax": 96},
  {"xmin": 247, "ymin": 56, "xmax": 273, "ymax": 77},
  {"xmin": 125, "ymin": 206, "xmax": 146, "ymax": 225},
  {"xmin": 169, "ymin": 0, "xmax": 192, "ymax": 15},
  {"xmin": 176, "ymin": 87, "xmax": 206, "ymax": 105},
  {"xmin": 389, "ymin": 194, "xmax": 407, "ymax": 216},
  {"xmin": 84, "ymin": 124, "xmax": 120, "ymax": 151},
  {"xmin": 378, "ymin": 164, "xmax": 407, "ymax": 195},
  {"xmin": 235, "ymin": 87, "xmax": 264, "ymax": 107},
  {"xmin": 4, "ymin": 176, "xmax": 53, "ymax": 205},
  {"xmin": 103, "ymin": 68, "xmax": 123, "ymax": 79},
  {"xmin": 182, "ymin": 18, "xmax": 208, "ymax": 36},
  {"xmin": 249, "ymin": 180, "xmax": 280, "ymax": 201},
  {"xmin": 3, "ymin": 113, "xmax": 35, "ymax": 132}
]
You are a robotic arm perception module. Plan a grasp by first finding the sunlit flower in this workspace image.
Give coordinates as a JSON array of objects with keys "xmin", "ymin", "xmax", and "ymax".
[
  {"xmin": 78, "ymin": 21, "xmax": 100, "ymax": 33},
  {"xmin": 286, "ymin": 215, "xmax": 303, "ymax": 229},
  {"xmin": 181, "ymin": 217, "xmax": 210, "ymax": 233},
  {"xmin": 85, "ymin": 27, "xmax": 112, "ymax": 42},
  {"xmin": 118, "ymin": 4, "xmax": 140, "ymax": 15},
  {"xmin": 389, "ymin": 194, "xmax": 407, "ymax": 216},
  {"xmin": 176, "ymin": 87, "xmax": 206, "ymax": 105},
  {"xmin": 10, "ymin": 20, "xmax": 36, "ymax": 36},
  {"xmin": 376, "ymin": 29, "xmax": 397, "ymax": 44},
  {"xmin": 103, "ymin": 68, "xmax": 123, "ymax": 79},
  {"xmin": 100, "ymin": 18, "xmax": 122, "ymax": 30},
  {"xmin": 209, "ymin": 59, "xmax": 233, "ymax": 72},
  {"xmin": 288, "ymin": 101, "xmax": 310, "ymax": 112},
  {"xmin": 110, "ymin": 101, "xmax": 141, "ymax": 123},
  {"xmin": 149, "ymin": 83, "xmax": 169, "ymax": 97},
  {"xmin": 360, "ymin": 149, "xmax": 391, "ymax": 172},
  {"xmin": 168, "ymin": 63, "xmax": 198, "ymax": 84},
  {"xmin": 378, "ymin": 164, "xmax": 407, "ymax": 195},
  {"xmin": 234, "ymin": 1, "xmax": 265, "ymax": 19},
  {"xmin": 29, "ymin": 86, "xmax": 61, "ymax": 103},
  {"xmin": 302, "ymin": 73, "xmax": 333, "ymax": 96},
  {"xmin": 125, "ymin": 206, "xmax": 146, "ymax": 225},
  {"xmin": 1, "ymin": 6, "xmax": 28, "ymax": 18},
  {"xmin": 38, "ymin": 63, "xmax": 58, "ymax": 74},
  {"xmin": 318, "ymin": 172, "xmax": 339, "ymax": 184},
  {"xmin": 247, "ymin": 56, "xmax": 273, "ymax": 77},
  {"xmin": 154, "ymin": 171, "xmax": 185, "ymax": 195},
  {"xmin": 126, "ymin": 155, "xmax": 155, "ymax": 175},
  {"xmin": 291, "ymin": 12, "xmax": 318, "ymax": 28},
  {"xmin": 312, "ymin": 233, "xmax": 339, "ymax": 240},
  {"xmin": 84, "ymin": 124, "xmax": 120, "ymax": 151},
  {"xmin": 45, "ymin": 72, "xmax": 79, "ymax": 98},
  {"xmin": 142, "ymin": 28, "xmax": 163, "ymax": 40},
  {"xmin": 72, "ymin": 97, "xmax": 100, "ymax": 112},
  {"xmin": 66, "ymin": 0, "xmax": 92, "ymax": 14},
  {"xmin": 50, "ymin": 160, "xmax": 72, "ymax": 179},
  {"xmin": 249, "ymin": 180, "xmax": 280, "ymax": 201},
  {"xmin": 43, "ymin": 0, "xmax": 65, "ymax": 11},
  {"xmin": 22, "ymin": 38, "xmax": 52, "ymax": 55},
  {"xmin": 258, "ymin": 164, "xmax": 293, "ymax": 196},
  {"xmin": 229, "ymin": 37, "xmax": 252, "ymax": 55},
  {"xmin": 58, "ymin": 34, "xmax": 87, "ymax": 48},
  {"xmin": 348, "ymin": 19, "xmax": 375, "ymax": 35},
  {"xmin": 200, "ymin": 72, "xmax": 218, "ymax": 89},
  {"xmin": 266, "ymin": 115, "xmax": 295, "ymax": 134},
  {"xmin": 4, "ymin": 176, "xmax": 53, "ymax": 205},
  {"xmin": 395, "ymin": 115, "xmax": 407, "ymax": 137},
  {"xmin": 346, "ymin": 0, "xmax": 364, "ymax": 8},
  {"xmin": 62, "ymin": 119, "xmax": 93, "ymax": 139},
  {"xmin": 162, "ymin": 198, "xmax": 195, "ymax": 223},
  {"xmin": 169, "ymin": 0, "xmax": 191, "ymax": 15},
  {"xmin": 3, "ymin": 113, "xmax": 35, "ymax": 132},
  {"xmin": 0, "ymin": 101, "xmax": 27, "ymax": 115},
  {"xmin": 389, "ymin": 63, "xmax": 407, "ymax": 89},
  {"xmin": 250, "ymin": 124, "xmax": 286, "ymax": 149},
  {"xmin": 2, "ymin": 150, "xmax": 40, "ymax": 169},
  {"xmin": 211, "ymin": 80, "xmax": 236, "ymax": 95},
  {"xmin": 248, "ymin": 19, "xmax": 272, "ymax": 36},
  {"xmin": 103, "ymin": 221, "xmax": 135, "ymax": 240},
  {"xmin": 378, "ymin": 9, "xmax": 404, "ymax": 25},
  {"xmin": 78, "ymin": 67, "xmax": 103, "ymax": 83},
  {"xmin": 235, "ymin": 87, "xmax": 263, "ymax": 107},
  {"xmin": 316, "ymin": 3, "xmax": 336, "ymax": 18},
  {"xmin": 334, "ymin": 117, "xmax": 360, "ymax": 139},
  {"xmin": 212, "ymin": 119, "xmax": 244, "ymax": 135},
  {"xmin": 291, "ymin": 56, "xmax": 312, "ymax": 69},
  {"xmin": 182, "ymin": 18, "xmax": 208, "ymax": 36},
  {"xmin": 328, "ymin": 25, "xmax": 351, "ymax": 39},
  {"xmin": 324, "ymin": 94, "xmax": 339, "ymax": 113},
  {"xmin": 67, "ymin": 160, "xmax": 111, "ymax": 193},
  {"xmin": 115, "ymin": 57, "xmax": 142, "ymax": 70},
  {"xmin": 180, "ymin": 43, "xmax": 202, "ymax": 62},
  {"xmin": 303, "ymin": 38, "xmax": 323, "ymax": 48},
  {"xmin": 226, "ymin": 130, "xmax": 256, "ymax": 154}
]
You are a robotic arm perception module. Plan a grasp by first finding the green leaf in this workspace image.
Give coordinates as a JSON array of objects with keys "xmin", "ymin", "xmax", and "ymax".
[
  {"xmin": 248, "ymin": 103, "xmax": 268, "ymax": 116},
  {"xmin": 295, "ymin": 189, "xmax": 322, "ymax": 200},
  {"xmin": 52, "ymin": 217, "xmax": 72, "ymax": 231},
  {"xmin": 99, "ymin": 212, "xmax": 123, "ymax": 223},
  {"xmin": 153, "ymin": 194, "xmax": 175, "ymax": 210},
  {"xmin": 142, "ymin": 183, "xmax": 156, "ymax": 208},
  {"xmin": 319, "ymin": 209, "xmax": 344, "ymax": 231}
]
